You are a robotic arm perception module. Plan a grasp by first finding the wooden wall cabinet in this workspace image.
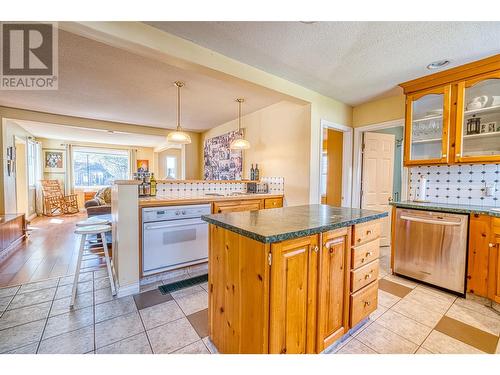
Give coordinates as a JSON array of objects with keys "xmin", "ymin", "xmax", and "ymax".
[{"xmin": 400, "ymin": 54, "xmax": 500, "ymax": 166}]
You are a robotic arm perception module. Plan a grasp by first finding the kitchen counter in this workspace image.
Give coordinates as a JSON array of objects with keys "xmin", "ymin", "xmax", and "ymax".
[
  {"xmin": 202, "ymin": 204, "xmax": 387, "ymax": 243},
  {"xmin": 139, "ymin": 192, "xmax": 283, "ymax": 207},
  {"xmin": 390, "ymin": 201, "xmax": 500, "ymax": 218}
]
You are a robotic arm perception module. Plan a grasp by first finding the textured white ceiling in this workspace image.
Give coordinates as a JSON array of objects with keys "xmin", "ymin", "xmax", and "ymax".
[
  {"xmin": 145, "ymin": 21, "xmax": 500, "ymax": 105},
  {"xmin": 12, "ymin": 119, "xmax": 168, "ymax": 148},
  {"xmin": 0, "ymin": 30, "xmax": 287, "ymax": 131}
]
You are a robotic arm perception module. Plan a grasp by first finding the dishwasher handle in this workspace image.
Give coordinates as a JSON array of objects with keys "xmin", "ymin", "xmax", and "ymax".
[
  {"xmin": 144, "ymin": 219, "xmax": 205, "ymax": 231},
  {"xmin": 400, "ymin": 215, "xmax": 461, "ymax": 226}
]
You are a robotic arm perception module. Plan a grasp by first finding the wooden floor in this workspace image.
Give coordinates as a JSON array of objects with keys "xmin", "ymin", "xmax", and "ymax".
[{"xmin": 0, "ymin": 212, "xmax": 106, "ymax": 288}]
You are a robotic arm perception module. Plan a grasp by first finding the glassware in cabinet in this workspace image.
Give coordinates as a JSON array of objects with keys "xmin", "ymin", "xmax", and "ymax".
[{"xmin": 404, "ymin": 85, "xmax": 451, "ymax": 166}]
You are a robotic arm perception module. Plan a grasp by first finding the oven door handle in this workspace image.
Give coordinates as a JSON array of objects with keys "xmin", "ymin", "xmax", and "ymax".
[
  {"xmin": 144, "ymin": 219, "xmax": 206, "ymax": 231},
  {"xmin": 400, "ymin": 215, "xmax": 461, "ymax": 226}
]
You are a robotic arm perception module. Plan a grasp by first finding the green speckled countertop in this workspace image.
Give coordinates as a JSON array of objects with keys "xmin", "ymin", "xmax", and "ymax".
[
  {"xmin": 201, "ymin": 204, "xmax": 387, "ymax": 243},
  {"xmin": 390, "ymin": 201, "xmax": 500, "ymax": 218}
]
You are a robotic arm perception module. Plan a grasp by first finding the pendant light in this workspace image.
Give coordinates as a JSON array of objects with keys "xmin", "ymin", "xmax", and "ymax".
[
  {"xmin": 167, "ymin": 81, "xmax": 192, "ymax": 144},
  {"xmin": 229, "ymin": 98, "xmax": 251, "ymax": 150}
]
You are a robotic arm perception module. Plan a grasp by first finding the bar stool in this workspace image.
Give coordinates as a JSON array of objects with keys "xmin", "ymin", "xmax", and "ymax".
[
  {"xmin": 71, "ymin": 224, "xmax": 116, "ymax": 307},
  {"xmin": 76, "ymin": 216, "xmax": 110, "ymax": 227}
]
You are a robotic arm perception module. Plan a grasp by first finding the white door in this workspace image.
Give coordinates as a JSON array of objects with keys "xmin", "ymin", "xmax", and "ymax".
[{"xmin": 361, "ymin": 132, "xmax": 395, "ymax": 246}]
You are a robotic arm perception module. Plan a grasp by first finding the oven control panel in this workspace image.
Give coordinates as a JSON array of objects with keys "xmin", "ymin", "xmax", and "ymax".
[{"xmin": 142, "ymin": 204, "xmax": 211, "ymax": 223}]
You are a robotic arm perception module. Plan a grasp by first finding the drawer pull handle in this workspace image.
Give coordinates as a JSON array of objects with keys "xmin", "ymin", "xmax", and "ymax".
[
  {"xmin": 361, "ymin": 258, "xmax": 365, "ymax": 263},
  {"xmin": 365, "ymin": 274, "xmax": 372, "ymax": 280},
  {"xmin": 364, "ymin": 301, "xmax": 371, "ymax": 307},
  {"xmin": 366, "ymin": 230, "xmax": 373, "ymax": 235},
  {"xmin": 366, "ymin": 251, "xmax": 373, "ymax": 257}
]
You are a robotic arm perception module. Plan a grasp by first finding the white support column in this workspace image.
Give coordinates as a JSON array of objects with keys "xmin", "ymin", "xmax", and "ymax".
[{"xmin": 111, "ymin": 180, "xmax": 141, "ymax": 297}]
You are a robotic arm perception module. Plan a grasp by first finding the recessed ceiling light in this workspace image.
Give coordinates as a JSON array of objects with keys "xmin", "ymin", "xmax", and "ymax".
[{"xmin": 427, "ymin": 59, "xmax": 450, "ymax": 70}]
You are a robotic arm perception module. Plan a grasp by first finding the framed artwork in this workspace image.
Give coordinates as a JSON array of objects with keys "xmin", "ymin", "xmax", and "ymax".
[
  {"xmin": 44, "ymin": 149, "xmax": 65, "ymax": 172},
  {"xmin": 137, "ymin": 160, "xmax": 149, "ymax": 173},
  {"xmin": 203, "ymin": 130, "xmax": 243, "ymax": 180}
]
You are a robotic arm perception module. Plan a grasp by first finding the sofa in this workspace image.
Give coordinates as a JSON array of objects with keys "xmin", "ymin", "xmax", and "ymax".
[{"xmin": 84, "ymin": 187, "xmax": 111, "ymax": 217}]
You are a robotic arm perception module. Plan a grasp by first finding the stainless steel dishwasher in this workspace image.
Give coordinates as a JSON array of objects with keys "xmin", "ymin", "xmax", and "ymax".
[{"xmin": 393, "ymin": 208, "xmax": 468, "ymax": 295}]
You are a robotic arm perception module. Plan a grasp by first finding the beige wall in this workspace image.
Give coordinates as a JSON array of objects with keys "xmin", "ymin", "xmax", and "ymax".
[
  {"xmin": 157, "ymin": 147, "xmax": 182, "ymax": 179},
  {"xmin": 1, "ymin": 119, "xmax": 35, "ymax": 214},
  {"xmin": 352, "ymin": 94, "xmax": 405, "ymax": 128},
  {"xmin": 202, "ymin": 101, "xmax": 310, "ymax": 206}
]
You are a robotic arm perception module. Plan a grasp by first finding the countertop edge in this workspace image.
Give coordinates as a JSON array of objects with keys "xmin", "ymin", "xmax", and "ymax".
[
  {"xmin": 202, "ymin": 211, "xmax": 388, "ymax": 244},
  {"xmin": 390, "ymin": 201, "xmax": 500, "ymax": 218},
  {"xmin": 139, "ymin": 194, "xmax": 284, "ymax": 207}
]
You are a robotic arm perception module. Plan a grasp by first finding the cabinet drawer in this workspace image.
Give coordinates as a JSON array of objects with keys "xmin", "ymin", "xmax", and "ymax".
[
  {"xmin": 351, "ymin": 239, "xmax": 380, "ymax": 269},
  {"xmin": 264, "ymin": 197, "xmax": 283, "ymax": 209},
  {"xmin": 353, "ymin": 221, "xmax": 380, "ymax": 246},
  {"xmin": 350, "ymin": 280, "xmax": 378, "ymax": 327},
  {"xmin": 351, "ymin": 260, "xmax": 379, "ymax": 292},
  {"xmin": 213, "ymin": 199, "xmax": 262, "ymax": 214}
]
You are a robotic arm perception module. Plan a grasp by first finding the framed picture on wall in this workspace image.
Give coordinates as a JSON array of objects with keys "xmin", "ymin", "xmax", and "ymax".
[
  {"xmin": 44, "ymin": 149, "xmax": 65, "ymax": 172},
  {"xmin": 137, "ymin": 160, "xmax": 149, "ymax": 173}
]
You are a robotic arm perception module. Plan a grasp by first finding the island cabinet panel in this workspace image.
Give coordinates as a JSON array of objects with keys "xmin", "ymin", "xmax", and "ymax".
[
  {"xmin": 467, "ymin": 214, "xmax": 491, "ymax": 297},
  {"xmin": 212, "ymin": 199, "xmax": 263, "ymax": 214},
  {"xmin": 208, "ymin": 224, "xmax": 270, "ymax": 354},
  {"xmin": 316, "ymin": 228, "xmax": 351, "ymax": 352},
  {"xmin": 269, "ymin": 235, "xmax": 319, "ymax": 354}
]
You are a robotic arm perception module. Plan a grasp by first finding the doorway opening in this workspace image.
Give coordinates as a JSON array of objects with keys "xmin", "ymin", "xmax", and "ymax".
[
  {"xmin": 319, "ymin": 119, "xmax": 352, "ymax": 207},
  {"xmin": 353, "ymin": 119, "xmax": 407, "ymax": 248}
]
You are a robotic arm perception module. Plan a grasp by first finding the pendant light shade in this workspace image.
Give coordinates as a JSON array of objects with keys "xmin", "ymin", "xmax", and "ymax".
[
  {"xmin": 167, "ymin": 81, "xmax": 192, "ymax": 145},
  {"xmin": 230, "ymin": 98, "xmax": 250, "ymax": 150}
]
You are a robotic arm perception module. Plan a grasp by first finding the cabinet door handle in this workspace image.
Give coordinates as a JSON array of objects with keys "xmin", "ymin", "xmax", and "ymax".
[
  {"xmin": 366, "ymin": 251, "xmax": 373, "ymax": 257},
  {"xmin": 329, "ymin": 246, "xmax": 334, "ymax": 254},
  {"xmin": 364, "ymin": 301, "xmax": 371, "ymax": 307},
  {"xmin": 313, "ymin": 246, "xmax": 319, "ymax": 253}
]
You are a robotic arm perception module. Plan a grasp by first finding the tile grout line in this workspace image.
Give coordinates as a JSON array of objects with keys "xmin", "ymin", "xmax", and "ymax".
[
  {"xmin": 34, "ymin": 276, "xmax": 61, "ymax": 354},
  {"xmin": 414, "ymin": 295, "xmax": 457, "ymax": 354},
  {"xmin": 135, "ymin": 302, "xmax": 154, "ymax": 354}
]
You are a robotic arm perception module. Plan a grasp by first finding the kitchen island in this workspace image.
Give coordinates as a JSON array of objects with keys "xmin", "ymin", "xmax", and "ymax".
[{"xmin": 201, "ymin": 204, "xmax": 387, "ymax": 354}]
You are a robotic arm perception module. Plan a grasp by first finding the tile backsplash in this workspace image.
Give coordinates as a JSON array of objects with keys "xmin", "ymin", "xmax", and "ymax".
[
  {"xmin": 409, "ymin": 164, "xmax": 499, "ymax": 207},
  {"xmin": 155, "ymin": 177, "xmax": 284, "ymax": 195}
]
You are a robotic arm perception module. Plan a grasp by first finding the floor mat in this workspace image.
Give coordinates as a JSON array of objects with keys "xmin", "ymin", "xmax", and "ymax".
[{"xmin": 158, "ymin": 274, "xmax": 208, "ymax": 294}]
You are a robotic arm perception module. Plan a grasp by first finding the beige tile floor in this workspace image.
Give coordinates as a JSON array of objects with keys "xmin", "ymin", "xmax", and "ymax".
[{"xmin": 0, "ymin": 246, "xmax": 499, "ymax": 354}]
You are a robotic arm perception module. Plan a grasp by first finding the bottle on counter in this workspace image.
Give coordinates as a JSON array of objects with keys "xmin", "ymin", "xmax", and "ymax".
[
  {"xmin": 150, "ymin": 173, "xmax": 157, "ymax": 196},
  {"xmin": 250, "ymin": 164, "xmax": 255, "ymax": 180},
  {"xmin": 254, "ymin": 164, "xmax": 260, "ymax": 181},
  {"xmin": 138, "ymin": 180, "xmax": 145, "ymax": 196}
]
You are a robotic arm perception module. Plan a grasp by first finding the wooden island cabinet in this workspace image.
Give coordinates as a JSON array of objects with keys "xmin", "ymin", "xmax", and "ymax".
[{"xmin": 203, "ymin": 204, "xmax": 385, "ymax": 354}]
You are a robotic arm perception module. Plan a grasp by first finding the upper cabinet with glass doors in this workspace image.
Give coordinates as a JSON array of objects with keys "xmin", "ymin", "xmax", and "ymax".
[
  {"xmin": 404, "ymin": 85, "xmax": 451, "ymax": 165},
  {"xmin": 455, "ymin": 72, "xmax": 500, "ymax": 163},
  {"xmin": 400, "ymin": 54, "xmax": 500, "ymax": 166}
]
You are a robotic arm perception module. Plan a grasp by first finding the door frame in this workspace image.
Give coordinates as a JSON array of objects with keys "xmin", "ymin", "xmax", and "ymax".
[
  {"xmin": 352, "ymin": 119, "xmax": 408, "ymax": 209},
  {"xmin": 319, "ymin": 119, "xmax": 352, "ymax": 207},
  {"xmin": 14, "ymin": 135, "xmax": 29, "ymax": 216}
]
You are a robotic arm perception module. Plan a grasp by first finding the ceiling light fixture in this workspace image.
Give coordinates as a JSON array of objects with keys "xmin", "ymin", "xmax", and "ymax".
[
  {"xmin": 166, "ymin": 81, "xmax": 192, "ymax": 145},
  {"xmin": 229, "ymin": 98, "xmax": 250, "ymax": 150},
  {"xmin": 426, "ymin": 59, "xmax": 450, "ymax": 70}
]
